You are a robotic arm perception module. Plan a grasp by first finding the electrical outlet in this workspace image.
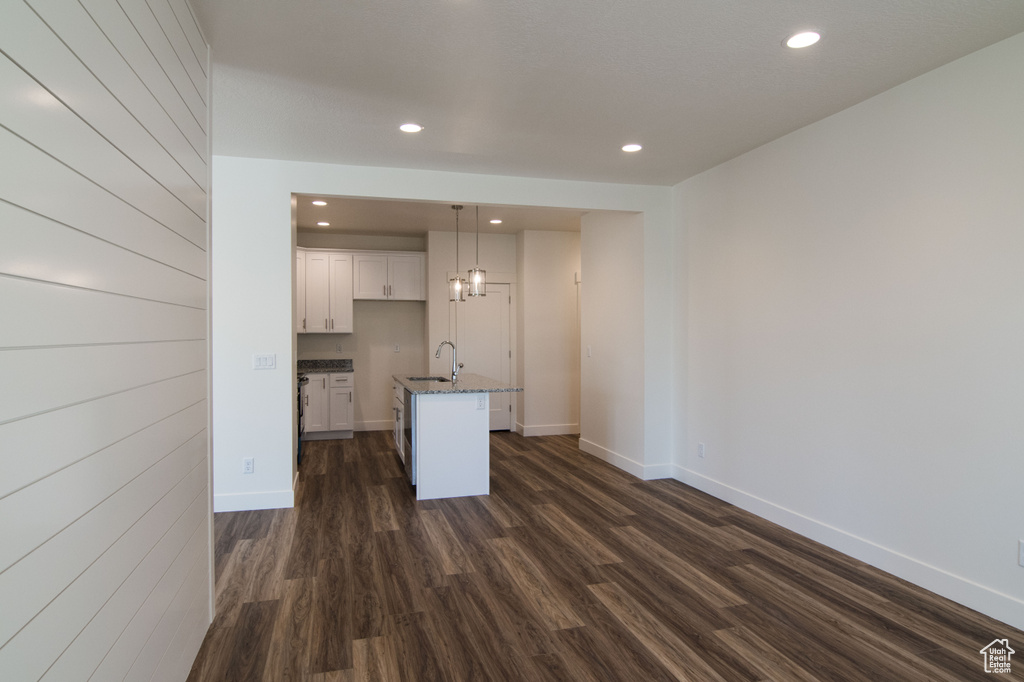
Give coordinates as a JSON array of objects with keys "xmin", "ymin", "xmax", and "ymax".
[
  {"xmin": 335, "ymin": 343, "xmax": 343, "ymax": 353},
  {"xmin": 242, "ymin": 457, "xmax": 254, "ymax": 474},
  {"xmin": 1019, "ymin": 539, "xmax": 1024, "ymax": 567},
  {"xmin": 476, "ymin": 395, "xmax": 486, "ymax": 410},
  {"xmin": 394, "ymin": 344, "xmax": 401, "ymax": 353},
  {"xmin": 698, "ymin": 442, "xmax": 705, "ymax": 458}
]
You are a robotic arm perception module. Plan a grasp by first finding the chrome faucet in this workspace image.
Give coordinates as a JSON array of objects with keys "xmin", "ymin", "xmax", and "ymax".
[{"xmin": 435, "ymin": 340, "xmax": 463, "ymax": 383}]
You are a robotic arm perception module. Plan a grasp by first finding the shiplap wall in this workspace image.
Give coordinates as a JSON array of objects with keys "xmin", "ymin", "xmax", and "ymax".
[{"xmin": 0, "ymin": 0, "xmax": 210, "ymax": 679}]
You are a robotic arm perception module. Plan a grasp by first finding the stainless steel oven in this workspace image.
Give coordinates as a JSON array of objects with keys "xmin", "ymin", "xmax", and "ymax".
[{"xmin": 297, "ymin": 374, "xmax": 309, "ymax": 466}]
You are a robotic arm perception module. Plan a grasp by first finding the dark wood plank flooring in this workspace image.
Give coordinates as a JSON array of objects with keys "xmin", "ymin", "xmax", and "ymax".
[{"xmin": 188, "ymin": 431, "xmax": 1023, "ymax": 681}]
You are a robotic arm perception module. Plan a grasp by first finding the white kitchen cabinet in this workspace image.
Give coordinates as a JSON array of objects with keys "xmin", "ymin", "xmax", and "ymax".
[
  {"xmin": 353, "ymin": 252, "xmax": 425, "ymax": 301},
  {"xmin": 298, "ymin": 249, "xmax": 353, "ymax": 333},
  {"xmin": 352, "ymin": 254, "xmax": 387, "ymax": 299},
  {"xmin": 303, "ymin": 373, "xmax": 330, "ymax": 432},
  {"xmin": 304, "ymin": 372, "xmax": 355, "ymax": 436},
  {"xmin": 295, "ymin": 250, "xmax": 305, "ymax": 333},
  {"xmin": 328, "ymin": 253, "xmax": 353, "ymax": 332},
  {"xmin": 388, "ymin": 254, "xmax": 425, "ymax": 300},
  {"xmin": 329, "ymin": 373, "xmax": 354, "ymax": 430},
  {"xmin": 302, "ymin": 251, "xmax": 330, "ymax": 333}
]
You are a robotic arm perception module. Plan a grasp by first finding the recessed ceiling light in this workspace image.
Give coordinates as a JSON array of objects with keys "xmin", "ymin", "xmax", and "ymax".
[
  {"xmin": 622, "ymin": 144, "xmax": 642, "ymax": 153},
  {"xmin": 786, "ymin": 31, "xmax": 820, "ymax": 48},
  {"xmin": 490, "ymin": 219, "xmax": 502, "ymax": 224},
  {"xmin": 400, "ymin": 123, "xmax": 423, "ymax": 133},
  {"xmin": 312, "ymin": 200, "xmax": 327, "ymax": 206},
  {"xmin": 317, "ymin": 221, "xmax": 330, "ymax": 226}
]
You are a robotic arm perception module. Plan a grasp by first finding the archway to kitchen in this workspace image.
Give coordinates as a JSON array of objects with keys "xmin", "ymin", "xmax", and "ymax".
[
  {"xmin": 210, "ymin": 156, "xmax": 668, "ymax": 514},
  {"xmin": 292, "ymin": 195, "xmax": 588, "ymax": 442}
]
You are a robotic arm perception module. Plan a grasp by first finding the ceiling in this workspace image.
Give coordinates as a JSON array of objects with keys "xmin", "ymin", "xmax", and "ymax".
[
  {"xmin": 192, "ymin": 0, "xmax": 1024, "ymax": 189},
  {"xmin": 295, "ymin": 196, "xmax": 590, "ymax": 235}
]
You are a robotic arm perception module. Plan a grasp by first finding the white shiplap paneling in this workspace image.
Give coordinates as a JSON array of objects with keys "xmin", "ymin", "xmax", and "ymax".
[{"xmin": 0, "ymin": 0, "xmax": 211, "ymax": 679}]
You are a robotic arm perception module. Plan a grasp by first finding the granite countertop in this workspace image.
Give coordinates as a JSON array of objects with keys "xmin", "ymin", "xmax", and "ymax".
[
  {"xmin": 298, "ymin": 359, "xmax": 353, "ymax": 373},
  {"xmin": 393, "ymin": 372, "xmax": 523, "ymax": 395}
]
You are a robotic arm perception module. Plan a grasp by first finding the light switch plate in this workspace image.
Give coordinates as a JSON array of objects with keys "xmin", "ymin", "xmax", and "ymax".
[
  {"xmin": 476, "ymin": 395, "xmax": 486, "ymax": 410},
  {"xmin": 252, "ymin": 353, "xmax": 276, "ymax": 370}
]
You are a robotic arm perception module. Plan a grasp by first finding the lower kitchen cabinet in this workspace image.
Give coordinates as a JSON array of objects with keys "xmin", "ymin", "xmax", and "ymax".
[
  {"xmin": 303, "ymin": 372, "xmax": 354, "ymax": 438},
  {"xmin": 303, "ymin": 373, "xmax": 330, "ymax": 432},
  {"xmin": 329, "ymin": 373, "xmax": 354, "ymax": 431}
]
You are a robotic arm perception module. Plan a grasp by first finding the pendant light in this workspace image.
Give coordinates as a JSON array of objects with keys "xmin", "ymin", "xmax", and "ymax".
[
  {"xmin": 467, "ymin": 205, "xmax": 487, "ymax": 296},
  {"xmin": 449, "ymin": 205, "xmax": 466, "ymax": 302}
]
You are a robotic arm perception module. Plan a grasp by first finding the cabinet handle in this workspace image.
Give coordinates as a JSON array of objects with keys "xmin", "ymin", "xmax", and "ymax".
[
  {"xmin": 388, "ymin": 284, "xmax": 392, "ymax": 296},
  {"xmin": 302, "ymin": 318, "xmax": 306, "ymax": 330},
  {"xmin": 322, "ymin": 378, "xmax": 326, "ymax": 389},
  {"xmin": 383, "ymin": 284, "xmax": 386, "ymax": 296},
  {"xmin": 349, "ymin": 391, "xmax": 352, "ymax": 403},
  {"xmin": 331, "ymin": 318, "xmax": 334, "ymax": 330}
]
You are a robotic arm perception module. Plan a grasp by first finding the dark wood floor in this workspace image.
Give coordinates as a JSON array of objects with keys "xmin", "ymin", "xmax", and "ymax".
[{"xmin": 187, "ymin": 431, "xmax": 1023, "ymax": 681}]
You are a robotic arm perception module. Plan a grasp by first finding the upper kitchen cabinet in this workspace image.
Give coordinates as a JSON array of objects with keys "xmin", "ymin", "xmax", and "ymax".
[
  {"xmin": 299, "ymin": 249, "xmax": 353, "ymax": 333},
  {"xmin": 353, "ymin": 253, "xmax": 425, "ymax": 301},
  {"xmin": 329, "ymin": 253, "xmax": 354, "ymax": 332},
  {"xmin": 296, "ymin": 250, "xmax": 305, "ymax": 333}
]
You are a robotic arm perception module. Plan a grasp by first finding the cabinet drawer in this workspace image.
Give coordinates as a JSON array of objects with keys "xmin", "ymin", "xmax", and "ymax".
[{"xmin": 330, "ymin": 372, "xmax": 353, "ymax": 387}]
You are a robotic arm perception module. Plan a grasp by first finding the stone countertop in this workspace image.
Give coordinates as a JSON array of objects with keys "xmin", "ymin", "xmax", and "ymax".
[
  {"xmin": 298, "ymin": 359, "xmax": 353, "ymax": 373},
  {"xmin": 393, "ymin": 372, "xmax": 523, "ymax": 395}
]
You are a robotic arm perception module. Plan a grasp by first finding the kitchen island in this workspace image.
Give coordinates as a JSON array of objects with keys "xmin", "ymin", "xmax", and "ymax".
[{"xmin": 393, "ymin": 373, "xmax": 522, "ymax": 500}]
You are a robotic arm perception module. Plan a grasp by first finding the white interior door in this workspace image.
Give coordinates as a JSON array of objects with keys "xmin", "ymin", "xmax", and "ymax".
[{"xmin": 458, "ymin": 283, "xmax": 512, "ymax": 430}]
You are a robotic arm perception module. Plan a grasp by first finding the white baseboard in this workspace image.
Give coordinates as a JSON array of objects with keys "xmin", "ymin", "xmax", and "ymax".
[
  {"xmin": 578, "ymin": 438, "xmax": 671, "ymax": 481},
  {"xmin": 357, "ymin": 419, "xmax": 392, "ymax": 431},
  {"xmin": 520, "ymin": 423, "xmax": 579, "ymax": 437},
  {"xmin": 673, "ymin": 465, "xmax": 1024, "ymax": 631},
  {"xmin": 214, "ymin": 488, "xmax": 294, "ymax": 512}
]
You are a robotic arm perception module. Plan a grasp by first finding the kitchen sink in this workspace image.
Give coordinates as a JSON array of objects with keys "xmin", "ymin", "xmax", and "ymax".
[{"xmin": 407, "ymin": 376, "xmax": 450, "ymax": 382}]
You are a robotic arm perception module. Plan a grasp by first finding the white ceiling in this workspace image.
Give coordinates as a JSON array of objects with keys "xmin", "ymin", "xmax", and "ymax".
[
  {"xmin": 295, "ymin": 196, "xmax": 590, "ymax": 235},
  {"xmin": 192, "ymin": 0, "xmax": 1024, "ymax": 189}
]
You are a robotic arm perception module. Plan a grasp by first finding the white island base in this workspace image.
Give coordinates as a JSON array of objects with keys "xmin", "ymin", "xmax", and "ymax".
[{"xmin": 412, "ymin": 391, "xmax": 490, "ymax": 500}]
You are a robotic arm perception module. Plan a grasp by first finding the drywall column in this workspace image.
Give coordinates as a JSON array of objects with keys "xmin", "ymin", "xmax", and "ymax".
[{"xmin": 211, "ymin": 162, "xmax": 297, "ymax": 511}]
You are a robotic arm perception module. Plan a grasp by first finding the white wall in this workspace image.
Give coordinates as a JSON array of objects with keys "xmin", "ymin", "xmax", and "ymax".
[
  {"xmin": 580, "ymin": 212, "xmax": 653, "ymax": 477},
  {"xmin": 518, "ymin": 231, "xmax": 581, "ymax": 435},
  {"xmin": 211, "ymin": 157, "xmax": 674, "ymax": 511},
  {"xmin": 298, "ymin": 232, "xmax": 425, "ymax": 252},
  {"xmin": 426, "ymin": 230, "xmax": 517, "ymax": 379},
  {"xmin": 676, "ymin": 32, "xmax": 1024, "ymax": 629},
  {"xmin": 0, "ymin": 0, "xmax": 211, "ymax": 679}
]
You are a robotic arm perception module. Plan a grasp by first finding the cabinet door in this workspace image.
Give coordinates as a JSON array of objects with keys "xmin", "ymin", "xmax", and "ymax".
[
  {"xmin": 352, "ymin": 254, "xmax": 388, "ymax": 300},
  {"xmin": 388, "ymin": 254, "xmax": 425, "ymax": 301},
  {"xmin": 304, "ymin": 252, "xmax": 330, "ymax": 333},
  {"xmin": 304, "ymin": 374, "xmax": 329, "ymax": 432},
  {"xmin": 295, "ymin": 250, "xmax": 305, "ymax": 332},
  {"xmin": 329, "ymin": 253, "xmax": 353, "ymax": 332},
  {"xmin": 330, "ymin": 387, "xmax": 353, "ymax": 430}
]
